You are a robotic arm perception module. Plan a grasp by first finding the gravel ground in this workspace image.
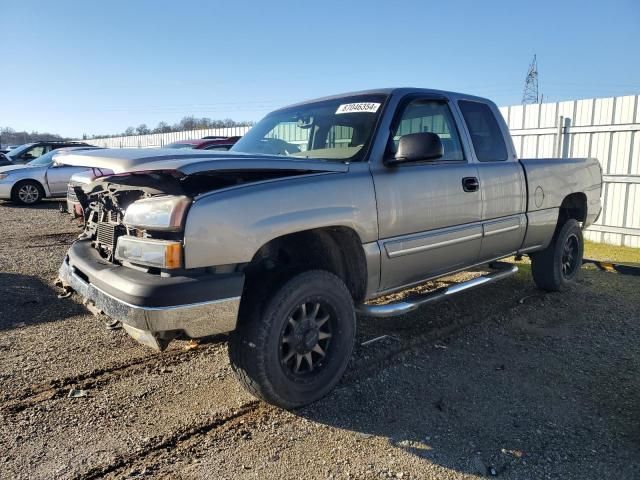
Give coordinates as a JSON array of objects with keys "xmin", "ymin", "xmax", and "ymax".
[{"xmin": 0, "ymin": 199, "xmax": 639, "ymax": 479}]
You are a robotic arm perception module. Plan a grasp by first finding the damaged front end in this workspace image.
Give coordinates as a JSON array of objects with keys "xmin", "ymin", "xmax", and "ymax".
[
  {"xmin": 76, "ymin": 171, "xmax": 185, "ymax": 262},
  {"xmin": 57, "ymin": 167, "xmax": 311, "ymax": 350}
]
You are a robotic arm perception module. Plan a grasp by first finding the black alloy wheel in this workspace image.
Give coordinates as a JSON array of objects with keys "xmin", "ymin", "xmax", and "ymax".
[{"xmin": 279, "ymin": 301, "xmax": 334, "ymax": 378}]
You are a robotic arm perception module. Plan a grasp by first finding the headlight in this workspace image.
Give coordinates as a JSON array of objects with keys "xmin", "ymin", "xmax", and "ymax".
[
  {"xmin": 115, "ymin": 236, "xmax": 182, "ymax": 269},
  {"xmin": 0, "ymin": 173, "xmax": 10, "ymax": 180},
  {"xmin": 123, "ymin": 195, "xmax": 190, "ymax": 231}
]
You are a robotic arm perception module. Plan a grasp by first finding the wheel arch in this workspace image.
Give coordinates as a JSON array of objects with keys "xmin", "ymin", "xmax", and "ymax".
[
  {"xmin": 10, "ymin": 178, "xmax": 47, "ymax": 200},
  {"xmin": 243, "ymin": 226, "xmax": 369, "ymax": 303},
  {"xmin": 558, "ymin": 192, "xmax": 588, "ymax": 225}
]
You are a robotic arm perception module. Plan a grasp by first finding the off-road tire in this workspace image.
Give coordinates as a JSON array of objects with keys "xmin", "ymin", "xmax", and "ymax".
[
  {"xmin": 531, "ymin": 219, "xmax": 583, "ymax": 292},
  {"xmin": 229, "ymin": 270, "xmax": 356, "ymax": 409},
  {"xmin": 11, "ymin": 180, "xmax": 45, "ymax": 205}
]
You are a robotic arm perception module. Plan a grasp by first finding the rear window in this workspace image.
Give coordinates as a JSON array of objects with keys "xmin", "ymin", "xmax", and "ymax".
[
  {"xmin": 204, "ymin": 145, "xmax": 232, "ymax": 151},
  {"xmin": 458, "ymin": 101, "xmax": 508, "ymax": 162}
]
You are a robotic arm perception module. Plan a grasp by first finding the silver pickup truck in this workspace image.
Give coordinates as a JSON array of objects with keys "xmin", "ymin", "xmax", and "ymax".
[{"xmin": 58, "ymin": 88, "xmax": 602, "ymax": 408}]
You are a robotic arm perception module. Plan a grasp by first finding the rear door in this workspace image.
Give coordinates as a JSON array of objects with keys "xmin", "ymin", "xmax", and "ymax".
[
  {"xmin": 457, "ymin": 100, "xmax": 527, "ymax": 260},
  {"xmin": 372, "ymin": 96, "xmax": 482, "ymax": 291}
]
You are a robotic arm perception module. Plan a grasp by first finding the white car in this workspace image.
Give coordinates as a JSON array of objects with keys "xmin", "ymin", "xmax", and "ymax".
[{"xmin": 0, "ymin": 147, "xmax": 105, "ymax": 205}]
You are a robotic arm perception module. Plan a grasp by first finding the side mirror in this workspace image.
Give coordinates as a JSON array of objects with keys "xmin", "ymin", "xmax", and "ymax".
[{"xmin": 387, "ymin": 132, "xmax": 443, "ymax": 166}]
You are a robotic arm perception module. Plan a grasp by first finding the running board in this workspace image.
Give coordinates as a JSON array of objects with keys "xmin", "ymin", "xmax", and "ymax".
[{"xmin": 356, "ymin": 262, "xmax": 518, "ymax": 318}]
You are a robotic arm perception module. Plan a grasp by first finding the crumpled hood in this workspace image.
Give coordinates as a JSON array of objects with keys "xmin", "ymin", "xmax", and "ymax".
[{"xmin": 56, "ymin": 148, "xmax": 349, "ymax": 175}]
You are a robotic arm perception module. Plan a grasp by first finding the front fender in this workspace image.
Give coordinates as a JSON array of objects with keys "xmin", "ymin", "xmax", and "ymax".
[
  {"xmin": 7, "ymin": 169, "xmax": 49, "ymax": 197},
  {"xmin": 183, "ymin": 165, "xmax": 378, "ymax": 269}
]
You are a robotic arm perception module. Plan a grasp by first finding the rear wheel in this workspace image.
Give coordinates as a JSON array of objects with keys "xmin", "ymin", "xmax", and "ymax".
[
  {"xmin": 229, "ymin": 270, "xmax": 356, "ymax": 409},
  {"xmin": 530, "ymin": 219, "xmax": 583, "ymax": 292},
  {"xmin": 12, "ymin": 180, "xmax": 44, "ymax": 205}
]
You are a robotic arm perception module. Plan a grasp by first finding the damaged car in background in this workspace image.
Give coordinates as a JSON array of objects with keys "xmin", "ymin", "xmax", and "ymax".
[{"xmin": 57, "ymin": 88, "xmax": 602, "ymax": 409}]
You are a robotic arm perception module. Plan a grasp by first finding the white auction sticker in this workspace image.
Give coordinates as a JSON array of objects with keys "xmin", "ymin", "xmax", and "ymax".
[{"xmin": 335, "ymin": 102, "xmax": 381, "ymax": 114}]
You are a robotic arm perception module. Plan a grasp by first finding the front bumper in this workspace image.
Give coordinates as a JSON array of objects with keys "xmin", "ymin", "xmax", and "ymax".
[
  {"xmin": 66, "ymin": 183, "xmax": 83, "ymax": 217},
  {"xmin": 58, "ymin": 240, "xmax": 244, "ymax": 350},
  {"xmin": 0, "ymin": 180, "xmax": 13, "ymax": 199},
  {"xmin": 66, "ymin": 199, "xmax": 82, "ymax": 217}
]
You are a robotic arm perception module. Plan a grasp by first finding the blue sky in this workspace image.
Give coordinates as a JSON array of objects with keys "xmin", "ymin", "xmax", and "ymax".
[{"xmin": 1, "ymin": 0, "xmax": 639, "ymax": 137}]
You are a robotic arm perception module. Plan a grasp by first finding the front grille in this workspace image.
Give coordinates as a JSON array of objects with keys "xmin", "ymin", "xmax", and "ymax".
[
  {"xmin": 92, "ymin": 212, "xmax": 125, "ymax": 261},
  {"xmin": 97, "ymin": 222, "xmax": 117, "ymax": 248},
  {"xmin": 86, "ymin": 200, "xmax": 127, "ymax": 261}
]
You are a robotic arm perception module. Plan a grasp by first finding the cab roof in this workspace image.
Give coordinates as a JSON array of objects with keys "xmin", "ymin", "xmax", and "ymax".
[{"xmin": 276, "ymin": 87, "xmax": 496, "ymax": 112}]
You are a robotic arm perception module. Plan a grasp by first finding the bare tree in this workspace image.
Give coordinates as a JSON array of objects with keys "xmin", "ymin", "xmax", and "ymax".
[
  {"xmin": 153, "ymin": 121, "xmax": 172, "ymax": 134},
  {"xmin": 136, "ymin": 124, "xmax": 150, "ymax": 135},
  {"xmin": 2, "ymin": 116, "xmax": 256, "ymax": 145},
  {"xmin": 0, "ymin": 126, "xmax": 69, "ymax": 145},
  {"xmin": 178, "ymin": 116, "xmax": 198, "ymax": 131}
]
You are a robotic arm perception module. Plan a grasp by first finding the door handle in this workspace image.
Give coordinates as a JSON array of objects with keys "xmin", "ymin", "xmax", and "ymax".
[{"xmin": 462, "ymin": 177, "xmax": 479, "ymax": 192}]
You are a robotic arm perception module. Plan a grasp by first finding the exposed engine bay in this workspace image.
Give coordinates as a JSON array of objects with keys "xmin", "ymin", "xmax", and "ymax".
[{"xmin": 75, "ymin": 169, "xmax": 312, "ymax": 262}]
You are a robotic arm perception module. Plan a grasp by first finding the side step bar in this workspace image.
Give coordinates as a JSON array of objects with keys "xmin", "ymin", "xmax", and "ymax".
[{"xmin": 355, "ymin": 262, "xmax": 518, "ymax": 318}]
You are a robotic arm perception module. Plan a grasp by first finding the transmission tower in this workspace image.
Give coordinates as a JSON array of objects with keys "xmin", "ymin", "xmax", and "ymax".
[{"xmin": 522, "ymin": 54, "xmax": 540, "ymax": 104}]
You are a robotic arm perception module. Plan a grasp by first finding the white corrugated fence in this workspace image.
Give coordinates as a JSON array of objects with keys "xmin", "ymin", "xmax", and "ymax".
[
  {"xmin": 499, "ymin": 95, "xmax": 640, "ymax": 248},
  {"xmin": 86, "ymin": 126, "xmax": 251, "ymax": 149}
]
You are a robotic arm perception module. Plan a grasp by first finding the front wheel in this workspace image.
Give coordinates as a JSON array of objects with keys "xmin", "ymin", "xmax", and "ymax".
[
  {"xmin": 12, "ymin": 180, "xmax": 44, "ymax": 205},
  {"xmin": 229, "ymin": 270, "xmax": 356, "ymax": 409},
  {"xmin": 530, "ymin": 219, "xmax": 584, "ymax": 292}
]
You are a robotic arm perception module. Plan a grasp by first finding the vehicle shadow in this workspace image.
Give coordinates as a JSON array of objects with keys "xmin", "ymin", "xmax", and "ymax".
[
  {"xmin": 0, "ymin": 199, "xmax": 63, "ymax": 210},
  {"xmin": 0, "ymin": 272, "xmax": 86, "ymax": 330},
  {"xmin": 295, "ymin": 274, "xmax": 640, "ymax": 478}
]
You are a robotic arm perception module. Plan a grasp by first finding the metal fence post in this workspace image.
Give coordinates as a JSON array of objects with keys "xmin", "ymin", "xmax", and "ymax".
[{"xmin": 555, "ymin": 115, "xmax": 564, "ymax": 157}]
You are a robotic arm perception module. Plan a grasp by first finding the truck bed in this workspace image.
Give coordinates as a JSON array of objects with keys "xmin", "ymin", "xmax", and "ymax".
[{"xmin": 520, "ymin": 157, "xmax": 602, "ymax": 225}]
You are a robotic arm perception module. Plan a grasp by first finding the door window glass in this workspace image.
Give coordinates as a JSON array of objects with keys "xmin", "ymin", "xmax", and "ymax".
[
  {"xmin": 25, "ymin": 145, "xmax": 46, "ymax": 159},
  {"xmin": 392, "ymin": 100, "xmax": 464, "ymax": 161}
]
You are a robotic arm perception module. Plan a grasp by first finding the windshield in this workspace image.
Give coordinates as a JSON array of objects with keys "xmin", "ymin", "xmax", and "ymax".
[
  {"xmin": 27, "ymin": 149, "xmax": 59, "ymax": 166},
  {"xmin": 165, "ymin": 142, "xmax": 196, "ymax": 149},
  {"xmin": 6, "ymin": 143, "xmax": 33, "ymax": 158},
  {"xmin": 231, "ymin": 94, "xmax": 387, "ymax": 161},
  {"xmin": 26, "ymin": 147, "xmax": 94, "ymax": 166}
]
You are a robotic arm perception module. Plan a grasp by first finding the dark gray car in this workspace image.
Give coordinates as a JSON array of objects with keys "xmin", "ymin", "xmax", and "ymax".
[{"xmin": 6, "ymin": 141, "xmax": 94, "ymax": 164}]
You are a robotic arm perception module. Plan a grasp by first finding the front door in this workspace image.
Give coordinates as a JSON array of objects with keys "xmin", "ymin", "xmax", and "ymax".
[
  {"xmin": 372, "ymin": 97, "xmax": 482, "ymax": 291},
  {"xmin": 45, "ymin": 165, "xmax": 88, "ymax": 196},
  {"xmin": 16, "ymin": 145, "xmax": 50, "ymax": 164}
]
